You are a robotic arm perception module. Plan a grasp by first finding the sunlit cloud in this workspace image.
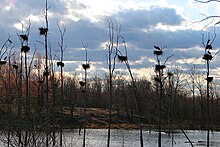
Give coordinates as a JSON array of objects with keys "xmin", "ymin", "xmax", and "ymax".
[
  {"xmin": 132, "ymin": 67, "xmax": 155, "ymax": 79},
  {"xmin": 27, "ymin": 14, "xmax": 42, "ymax": 22},
  {"xmin": 176, "ymin": 58, "xmax": 204, "ymax": 65},
  {"xmin": 1, "ymin": 0, "xmax": 220, "ymax": 81},
  {"xmin": 1, "ymin": 0, "xmax": 15, "ymax": 11}
]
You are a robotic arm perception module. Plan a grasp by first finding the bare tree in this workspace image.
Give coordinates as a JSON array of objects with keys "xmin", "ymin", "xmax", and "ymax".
[
  {"xmin": 153, "ymin": 46, "xmax": 173, "ymax": 147},
  {"xmin": 38, "ymin": 0, "xmax": 50, "ymax": 145},
  {"xmin": 212, "ymin": 83, "xmax": 220, "ymax": 124},
  {"xmin": 18, "ymin": 20, "xmax": 39, "ymax": 147},
  {"xmin": 106, "ymin": 19, "xmax": 120, "ymax": 147},
  {"xmin": 56, "ymin": 24, "xmax": 66, "ymax": 147},
  {"xmin": 201, "ymin": 32, "xmax": 218, "ymax": 147},
  {"xmin": 172, "ymin": 67, "xmax": 187, "ymax": 122},
  {"xmin": 80, "ymin": 42, "xmax": 90, "ymax": 147},
  {"xmin": 64, "ymin": 75, "xmax": 78, "ymax": 118},
  {"xmin": 48, "ymin": 42, "xmax": 57, "ymax": 146},
  {"xmin": 117, "ymin": 37, "xmax": 144, "ymax": 147},
  {"xmin": 18, "ymin": 21, "xmax": 31, "ymax": 146},
  {"xmin": 167, "ymin": 71, "xmax": 173, "ymax": 138},
  {"xmin": 194, "ymin": 0, "xmax": 220, "ymax": 27},
  {"xmin": 0, "ymin": 35, "xmax": 14, "ymax": 147},
  {"xmin": 186, "ymin": 65, "xmax": 197, "ymax": 127}
]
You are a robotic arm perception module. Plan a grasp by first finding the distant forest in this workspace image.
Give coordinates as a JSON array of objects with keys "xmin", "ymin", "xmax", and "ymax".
[{"xmin": 1, "ymin": 61, "xmax": 220, "ymax": 128}]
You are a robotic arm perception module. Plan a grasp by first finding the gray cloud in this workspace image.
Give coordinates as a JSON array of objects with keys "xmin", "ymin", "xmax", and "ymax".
[
  {"xmin": 113, "ymin": 7, "xmax": 183, "ymax": 30},
  {"xmin": 0, "ymin": 1, "xmax": 219, "ymax": 78}
]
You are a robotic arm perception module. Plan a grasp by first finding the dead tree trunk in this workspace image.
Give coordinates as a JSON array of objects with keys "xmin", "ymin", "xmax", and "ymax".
[
  {"xmin": 106, "ymin": 20, "xmax": 118, "ymax": 147},
  {"xmin": 57, "ymin": 24, "xmax": 66, "ymax": 147}
]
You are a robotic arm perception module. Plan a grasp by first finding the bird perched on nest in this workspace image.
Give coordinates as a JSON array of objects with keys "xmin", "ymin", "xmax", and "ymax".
[
  {"xmin": 153, "ymin": 46, "xmax": 163, "ymax": 56},
  {"xmin": 154, "ymin": 46, "xmax": 161, "ymax": 50}
]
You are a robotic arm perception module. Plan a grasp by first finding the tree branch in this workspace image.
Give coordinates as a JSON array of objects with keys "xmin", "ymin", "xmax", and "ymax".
[
  {"xmin": 195, "ymin": 0, "xmax": 220, "ymax": 3},
  {"xmin": 196, "ymin": 15, "xmax": 220, "ymax": 23},
  {"xmin": 164, "ymin": 54, "xmax": 174, "ymax": 65}
]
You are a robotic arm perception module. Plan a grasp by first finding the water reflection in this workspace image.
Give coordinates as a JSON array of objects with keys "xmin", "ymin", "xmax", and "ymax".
[
  {"xmin": 1, "ymin": 129, "xmax": 220, "ymax": 146},
  {"xmin": 63, "ymin": 129, "xmax": 220, "ymax": 147}
]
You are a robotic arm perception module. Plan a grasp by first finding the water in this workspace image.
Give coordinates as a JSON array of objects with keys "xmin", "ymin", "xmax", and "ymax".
[
  {"xmin": 62, "ymin": 129, "xmax": 220, "ymax": 147},
  {"xmin": 1, "ymin": 129, "xmax": 220, "ymax": 146}
]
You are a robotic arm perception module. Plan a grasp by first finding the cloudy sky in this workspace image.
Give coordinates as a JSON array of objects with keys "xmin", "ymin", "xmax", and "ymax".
[{"xmin": 1, "ymin": 0, "xmax": 220, "ymax": 80}]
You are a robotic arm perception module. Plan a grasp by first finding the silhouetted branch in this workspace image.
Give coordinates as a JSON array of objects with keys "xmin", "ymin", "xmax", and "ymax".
[
  {"xmin": 57, "ymin": 23, "xmax": 67, "ymax": 61},
  {"xmin": 196, "ymin": 15, "xmax": 220, "ymax": 22},
  {"xmin": 28, "ymin": 47, "xmax": 37, "ymax": 77},
  {"xmin": 0, "ymin": 35, "xmax": 13, "ymax": 60},
  {"xmin": 213, "ymin": 49, "xmax": 220, "ymax": 58},
  {"xmin": 164, "ymin": 54, "xmax": 174, "ymax": 65},
  {"xmin": 194, "ymin": 12, "xmax": 220, "ymax": 28},
  {"xmin": 201, "ymin": 29, "xmax": 216, "ymax": 51},
  {"xmin": 81, "ymin": 41, "xmax": 89, "ymax": 64},
  {"xmin": 195, "ymin": 0, "xmax": 220, "ymax": 3},
  {"xmin": 210, "ymin": 27, "xmax": 216, "ymax": 45}
]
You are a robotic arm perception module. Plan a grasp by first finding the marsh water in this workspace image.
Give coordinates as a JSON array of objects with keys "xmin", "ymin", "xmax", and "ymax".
[
  {"xmin": 58, "ymin": 129, "xmax": 220, "ymax": 146},
  {"xmin": 1, "ymin": 129, "xmax": 220, "ymax": 146}
]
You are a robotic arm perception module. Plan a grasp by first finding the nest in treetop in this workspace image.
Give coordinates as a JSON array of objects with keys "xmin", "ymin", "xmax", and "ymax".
[
  {"xmin": 153, "ymin": 50, "xmax": 163, "ymax": 56},
  {"xmin": 167, "ymin": 72, "xmax": 173, "ymax": 77},
  {"xmin": 20, "ymin": 34, "xmax": 28, "ymax": 41},
  {"xmin": 206, "ymin": 44, "xmax": 212, "ymax": 50},
  {"xmin": 117, "ymin": 55, "xmax": 128, "ymax": 62},
  {"xmin": 0, "ymin": 61, "xmax": 7, "ymax": 65},
  {"xmin": 57, "ymin": 61, "xmax": 64, "ymax": 67},
  {"xmin": 13, "ymin": 64, "xmax": 18, "ymax": 69},
  {"xmin": 82, "ymin": 64, "xmax": 90, "ymax": 69},
  {"xmin": 39, "ymin": 27, "xmax": 48, "ymax": 35},
  {"xmin": 43, "ymin": 71, "xmax": 49, "ymax": 76},
  {"xmin": 203, "ymin": 53, "xmax": 213, "ymax": 61},
  {"xmin": 79, "ymin": 81, "xmax": 85, "ymax": 86},
  {"xmin": 154, "ymin": 76, "xmax": 160, "ymax": 82},
  {"xmin": 206, "ymin": 77, "xmax": 213, "ymax": 82},
  {"xmin": 155, "ymin": 65, "xmax": 166, "ymax": 71},
  {"xmin": 21, "ymin": 45, "xmax": 30, "ymax": 52}
]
